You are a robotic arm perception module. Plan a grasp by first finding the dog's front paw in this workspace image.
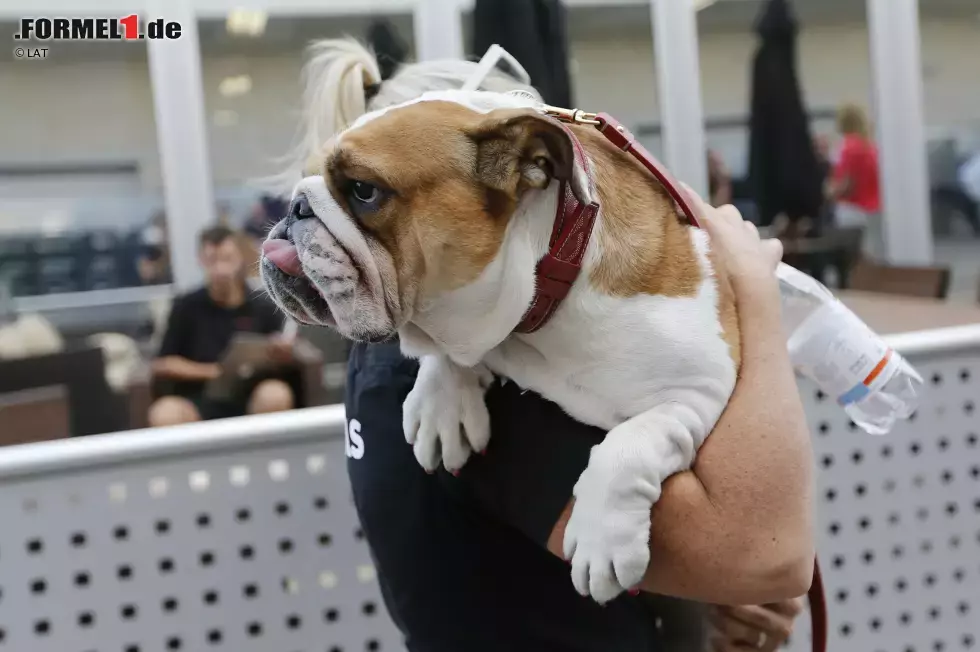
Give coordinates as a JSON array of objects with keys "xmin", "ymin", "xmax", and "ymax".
[
  {"xmin": 563, "ymin": 441, "xmax": 657, "ymax": 604},
  {"xmin": 402, "ymin": 356, "xmax": 492, "ymax": 474}
]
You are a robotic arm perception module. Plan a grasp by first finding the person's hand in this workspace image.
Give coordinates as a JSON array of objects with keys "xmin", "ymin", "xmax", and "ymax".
[
  {"xmin": 267, "ymin": 334, "xmax": 295, "ymax": 364},
  {"xmin": 680, "ymin": 184, "xmax": 783, "ymax": 294},
  {"xmin": 202, "ymin": 362, "xmax": 222, "ymax": 381},
  {"xmin": 708, "ymin": 599, "xmax": 804, "ymax": 651}
]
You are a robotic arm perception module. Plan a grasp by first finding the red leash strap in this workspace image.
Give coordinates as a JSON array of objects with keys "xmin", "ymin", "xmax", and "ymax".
[
  {"xmin": 809, "ymin": 559, "xmax": 828, "ymax": 652},
  {"xmin": 593, "ymin": 112, "xmax": 829, "ymax": 652},
  {"xmin": 591, "ymin": 110, "xmax": 830, "ymax": 652},
  {"xmin": 592, "ymin": 112, "xmax": 701, "ymax": 229},
  {"xmin": 591, "ymin": 112, "xmax": 829, "ymax": 652},
  {"xmin": 519, "ymin": 104, "xmax": 829, "ymax": 652}
]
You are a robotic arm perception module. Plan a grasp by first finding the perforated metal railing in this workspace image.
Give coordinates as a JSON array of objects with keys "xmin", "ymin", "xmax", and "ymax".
[
  {"xmin": 0, "ymin": 326, "xmax": 978, "ymax": 652},
  {"xmin": 786, "ymin": 326, "xmax": 980, "ymax": 652},
  {"xmin": 0, "ymin": 405, "xmax": 403, "ymax": 652}
]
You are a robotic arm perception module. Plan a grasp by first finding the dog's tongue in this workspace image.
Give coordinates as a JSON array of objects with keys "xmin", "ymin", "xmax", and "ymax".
[{"xmin": 262, "ymin": 239, "xmax": 304, "ymax": 277}]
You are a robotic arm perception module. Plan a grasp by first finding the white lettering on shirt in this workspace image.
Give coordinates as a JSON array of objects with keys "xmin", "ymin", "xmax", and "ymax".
[{"xmin": 346, "ymin": 418, "xmax": 365, "ymax": 460}]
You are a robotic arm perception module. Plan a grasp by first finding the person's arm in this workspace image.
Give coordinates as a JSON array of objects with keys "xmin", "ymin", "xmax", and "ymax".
[
  {"xmin": 153, "ymin": 356, "xmax": 221, "ymax": 382},
  {"xmin": 152, "ymin": 298, "xmax": 221, "ymax": 382},
  {"xmin": 546, "ymin": 199, "xmax": 814, "ymax": 606}
]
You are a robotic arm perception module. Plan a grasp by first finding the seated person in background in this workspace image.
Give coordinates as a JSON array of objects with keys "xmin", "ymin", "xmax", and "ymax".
[{"xmin": 148, "ymin": 226, "xmax": 295, "ymax": 426}]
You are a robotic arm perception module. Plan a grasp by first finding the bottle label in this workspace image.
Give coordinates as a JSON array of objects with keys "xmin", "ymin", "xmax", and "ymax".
[{"xmin": 787, "ymin": 300, "xmax": 896, "ymax": 406}]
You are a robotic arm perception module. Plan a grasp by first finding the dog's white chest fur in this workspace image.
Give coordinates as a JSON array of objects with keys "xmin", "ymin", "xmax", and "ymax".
[
  {"xmin": 485, "ymin": 230, "xmax": 733, "ymax": 432},
  {"xmin": 400, "ymin": 191, "xmax": 737, "ymax": 604}
]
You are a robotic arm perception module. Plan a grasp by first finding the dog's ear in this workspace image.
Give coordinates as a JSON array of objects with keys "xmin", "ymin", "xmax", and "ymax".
[{"xmin": 469, "ymin": 109, "xmax": 591, "ymax": 207}]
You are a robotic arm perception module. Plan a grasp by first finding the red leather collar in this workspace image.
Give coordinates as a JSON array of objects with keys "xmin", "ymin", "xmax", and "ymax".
[
  {"xmin": 514, "ymin": 110, "xmax": 701, "ymax": 334},
  {"xmin": 513, "ymin": 120, "xmax": 600, "ymax": 334}
]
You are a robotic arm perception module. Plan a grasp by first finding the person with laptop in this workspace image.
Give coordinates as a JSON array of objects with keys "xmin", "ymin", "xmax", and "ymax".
[{"xmin": 148, "ymin": 225, "xmax": 296, "ymax": 426}]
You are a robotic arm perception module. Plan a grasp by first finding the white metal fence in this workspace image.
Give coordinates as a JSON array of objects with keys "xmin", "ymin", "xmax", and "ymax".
[{"xmin": 1, "ymin": 327, "xmax": 978, "ymax": 652}]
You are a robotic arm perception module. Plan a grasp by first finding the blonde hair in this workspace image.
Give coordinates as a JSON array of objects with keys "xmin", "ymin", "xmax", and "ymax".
[
  {"xmin": 269, "ymin": 38, "xmax": 540, "ymax": 194},
  {"xmin": 837, "ymin": 103, "xmax": 870, "ymax": 139}
]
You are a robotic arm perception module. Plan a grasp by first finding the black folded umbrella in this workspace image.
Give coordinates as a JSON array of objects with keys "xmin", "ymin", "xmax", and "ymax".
[
  {"xmin": 747, "ymin": 0, "xmax": 824, "ymax": 228},
  {"xmin": 367, "ymin": 20, "xmax": 408, "ymax": 81},
  {"xmin": 472, "ymin": 0, "xmax": 573, "ymax": 107}
]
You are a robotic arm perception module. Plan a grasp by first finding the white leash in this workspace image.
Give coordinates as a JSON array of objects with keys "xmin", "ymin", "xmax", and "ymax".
[{"xmin": 461, "ymin": 44, "xmax": 531, "ymax": 91}]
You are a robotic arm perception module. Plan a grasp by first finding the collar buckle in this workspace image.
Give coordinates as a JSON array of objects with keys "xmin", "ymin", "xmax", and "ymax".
[{"xmin": 538, "ymin": 104, "xmax": 600, "ymax": 125}]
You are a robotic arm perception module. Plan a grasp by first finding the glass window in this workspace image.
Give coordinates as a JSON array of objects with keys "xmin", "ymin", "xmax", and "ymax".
[{"xmin": 0, "ymin": 16, "xmax": 167, "ymax": 301}]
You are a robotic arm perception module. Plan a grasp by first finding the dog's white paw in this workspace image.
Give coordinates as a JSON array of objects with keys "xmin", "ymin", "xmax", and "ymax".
[
  {"xmin": 402, "ymin": 356, "xmax": 492, "ymax": 474},
  {"xmin": 562, "ymin": 439, "xmax": 657, "ymax": 604}
]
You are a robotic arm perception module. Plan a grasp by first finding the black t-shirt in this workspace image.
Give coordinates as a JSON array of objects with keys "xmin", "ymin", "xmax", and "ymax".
[
  {"xmin": 157, "ymin": 286, "xmax": 282, "ymax": 397},
  {"xmin": 345, "ymin": 340, "xmax": 665, "ymax": 652}
]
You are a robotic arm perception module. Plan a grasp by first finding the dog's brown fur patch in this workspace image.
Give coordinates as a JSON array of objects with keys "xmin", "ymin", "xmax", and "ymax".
[
  {"xmin": 574, "ymin": 125, "xmax": 739, "ymax": 365},
  {"xmin": 324, "ymin": 102, "xmax": 514, "ymax": 304},
  {"xmin": 575, "ymin": 125, "xmax": 703, "ymax": 299}
]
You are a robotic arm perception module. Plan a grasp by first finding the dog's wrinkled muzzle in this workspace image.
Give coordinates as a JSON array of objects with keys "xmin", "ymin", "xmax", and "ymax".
[
  {"xmin": 262, "ymin": 194, "xmax": 314, "ymax": 278},
  {"xmin": 260, "ymin": 177, "xmax": 399, "ymax": 343}
]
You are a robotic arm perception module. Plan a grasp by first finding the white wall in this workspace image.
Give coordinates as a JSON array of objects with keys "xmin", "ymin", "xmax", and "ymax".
[
  {"xmin": 0, "ymin": 54, "xmax": 305, "ymax": 193},
  {"xmin": 1, "ymin": 19, "xmax": 978, "ymax": 194},
  {"xmin": 0, "ymin": 59, "xmax": 162, "ymax": 187}
]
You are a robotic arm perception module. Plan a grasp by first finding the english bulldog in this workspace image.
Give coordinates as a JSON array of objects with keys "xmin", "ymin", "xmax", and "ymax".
[{"xmin": 261, "ymin": 90, "xmax": 740, "ymax": 603}]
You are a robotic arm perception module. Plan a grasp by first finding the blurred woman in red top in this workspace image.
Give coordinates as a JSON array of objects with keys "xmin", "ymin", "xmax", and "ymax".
[{"xmin": 829, "ymin": 103, "xmax": 882, "ymax": 259}]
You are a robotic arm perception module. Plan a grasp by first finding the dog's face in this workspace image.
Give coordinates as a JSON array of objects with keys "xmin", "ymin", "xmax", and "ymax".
[{"xmin": 261, "ymin": 92, "xmax": 589, "ymax": 342}]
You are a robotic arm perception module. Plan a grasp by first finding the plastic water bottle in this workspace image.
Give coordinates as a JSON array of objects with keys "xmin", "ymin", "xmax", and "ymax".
[{"xmin": 777, "ymin": 263, "xmax": 923, "ymax": 435}]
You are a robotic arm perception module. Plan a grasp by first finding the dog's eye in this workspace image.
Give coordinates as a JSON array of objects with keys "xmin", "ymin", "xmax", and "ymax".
[
  {"xmin": 351, "ymin": 181, "xmax": 380, "ymax": 204},
  {"xmin": 345, "ymin": 180, "xmax": 387, "ymax": 216}
]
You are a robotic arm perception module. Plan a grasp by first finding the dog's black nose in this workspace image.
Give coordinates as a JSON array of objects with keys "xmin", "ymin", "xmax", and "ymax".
[{"xmin": 291, "ymin": 196, "xmax": 315, "ymax": 220}]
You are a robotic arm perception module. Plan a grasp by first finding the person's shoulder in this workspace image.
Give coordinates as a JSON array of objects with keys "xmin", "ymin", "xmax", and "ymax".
[
  {"xmin": 847, "ymin": 136, "xmax": 876, "ymax": 155},
  {"xmin": 348, "ymin": 340, "xmax": 419, "ymax": 387},
  {"xmin": 244, "ymin": 291, "xmax": 286, "ymax": 332},
  {"xmin": 172, "ymin": 287, "xmax": 210, "ymax": 311},
  {"xmin": 179, "ymin": 286, "xmax": 209, "ymax": 301},
  {"xmin": 840, "ymin": 135, "xmax": 860, "ymax": 152}
]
